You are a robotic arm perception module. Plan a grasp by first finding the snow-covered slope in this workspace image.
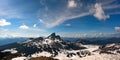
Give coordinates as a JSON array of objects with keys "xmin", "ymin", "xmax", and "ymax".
[
  {"xmin": 1, "ymin": 48, "xmax": 18, "ymax": 54},
  {"xmin": 12, "ymin": 57, "xmax": 28, "ymax": 60}
]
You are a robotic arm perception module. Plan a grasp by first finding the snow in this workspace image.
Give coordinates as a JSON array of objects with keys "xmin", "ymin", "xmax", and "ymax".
[
  {"xmin": 54, "ymin": 45, "xmax": 120, "ymax": 60},
  {"xmin": 106, "ymin": 43, "xmax": 120, "ymax": 48},
  {"xmin": 66, "ymin": 50, "xmax": 80, "ymax": 53},
  {"xmin": 31, "ymin": 51, "xmax": 52, "ymax": 57},
  {"xmin": 30, "ymin": 45, "xmax": 100, "ymax": 60},
  {"xmin": 54, "ymin": 52, "xmax": 70, "ymax": 60},
  {"xmin": 106, "ymin": 43, "xmax": 116, "ymax": 47},
  {"xmin": 12, "ymin": 57, "xmax": 28, "ymax": 60},
  {"xmin": 2, "ymin": 48, "xmax": 18, "ymax": 54},
  {"xmin": 54, "ymin": 38, "xmax": 62, "ymax": 42},
  {"xmin": 54, "ymin": 50, "xmax": 88, "ymax": 60},
  {"xmin": 54, "ymin": 51, "xmax": 120, "ymax": 60},
  {"xmin": 82, "ymin": 45, "xmax": 99, "ymax": 52},
  {"xmin": 54, "ymin": 52, "xmax": 84, "ymax": 60},
  {"xmin": 7, "ymin": 38, "xmax": 120, "ymax": 60},
  {"xmin": 12, "ymin": 53, "xmax": 120, "ymax": 60},
  {"xmin": 10, "ymin": 44, "xmax": 120, "ymax": 60},
  {"xmin": 79, "ymin": 54, "xmax": 120, "ymax": 60},
  {"xmin": 42, "ymin": 38, "xmax": 62, "ymax": 44},
  {"xmin": 42, "ymin": 39, "xmax": 53, "ymax": 44}
]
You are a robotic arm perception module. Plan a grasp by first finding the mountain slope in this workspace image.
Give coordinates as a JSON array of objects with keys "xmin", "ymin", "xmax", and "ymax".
[
  {"xmin": 0, "ymin": 33, "xmax": 86, "ymax": 56},
  {"xmin": 1, "ymin": 33, "xmax": 120, "ymax": 60}
]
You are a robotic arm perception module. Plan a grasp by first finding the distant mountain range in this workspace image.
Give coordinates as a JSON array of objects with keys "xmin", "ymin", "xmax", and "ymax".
[
  {"xmin": 76, "ymin": 37, "xmax": 120, "ymax": 45},
  {"xmin": 0, "ymin": 34, "xmax": 119, "ymax": 46},
  {"xmin": 0, "ymin": 38, "xmax": 28, "ymax": 46}
]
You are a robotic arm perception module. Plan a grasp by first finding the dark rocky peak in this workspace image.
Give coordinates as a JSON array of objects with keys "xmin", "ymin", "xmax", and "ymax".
[
  {"xmin": 29, "ymin": 38, "xmax": 34, "ymax": 40},
  {"xmin": 28, "ymin": 37, "xmax": 44, "ymax": 42},
  {"xmin": 33, "ymin": 37, "xmax": 44, "ymax": 42},
  {"xmin": 47, "ymin": 33, "xmax": 61, "ymax": 40},
  {"xmin": 55, "ymin": 35, "xmax": 61, "ymax": 40},
  {"xmin": 50, "ymin": 32, "xmax": 56, "ymax": 37}
]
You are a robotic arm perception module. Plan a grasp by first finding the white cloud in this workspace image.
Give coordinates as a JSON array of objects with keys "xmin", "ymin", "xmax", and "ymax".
[
  {"xmin": 0, "ymin": 19, "xmax": 11, "ymax": 26},
  {"xmin": 45, "ymin": 12, "xmax": 90, "ymax": 28},
  {"xmin": 94, "ymin": 3, "xmax": 109, "ymax": 20},
  {"xmin": 39, "ymin": 19, "xmax": 45, "ymax": 24},
  {"xmin": 68, "ymin": 0, "xmax": 77, "ymax": 8},
  {"xmin": 65, "ymin": 23, "xmax": 71, "ymax": 26},
  {"xmin": 19, "ymin": 24, "xmax": 29, "ymax": 30},
  {"xmin": 115, "ymin": 26, "xmax": 120, "ymax": 32},
  {"xmin": 33, "ymin": 24, "xmax": 37, "ymax": 28}
]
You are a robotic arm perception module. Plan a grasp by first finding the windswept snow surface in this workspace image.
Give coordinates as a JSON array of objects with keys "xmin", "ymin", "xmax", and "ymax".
[
  {"xmin": 2, "ymin": 48, "xmax": 18, "ymax": 54},
  {"xmin": 54, "ymin": 53, "xmax": 120, "ymax": 60},
  {"xmin": 54, "ymin": 52, "xmax": 81, "ymax": 60},
  {"xmin": 31, "ymin": 51, "xmax": 52, "ymax": 57},
  {"xmin": 11, "ymin": 44, "xmax": 120, "ymax": 60},
  {"xmin": 12, "ymin": 54, "xmax": 120, "ymax": 60},
  {"xmin": 82, "ymin": 45, "xmax": 99, "ymax": 51},
  {"xmin": 79, "ymin": 54, "xmax": 120, "ymax": 60},
  {"xmin": 12, "ymin": 57, "xmax": 28, "ymax": 60}
]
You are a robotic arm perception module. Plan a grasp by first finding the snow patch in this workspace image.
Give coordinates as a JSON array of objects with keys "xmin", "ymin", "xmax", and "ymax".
[
  {"xmin": 31, "ymin": 51, "xmax": 52, "ymax": 57},
  {"xmin": 12, "ymin": 57, "xmax": 28, "ymax": 60},
  {"xmin": 42, "ymin": 39, "xmax": 53, "ymax": 44},
  {"xmin": 2, "ymin": 48, "xmax": 18, "ymax": 54}
]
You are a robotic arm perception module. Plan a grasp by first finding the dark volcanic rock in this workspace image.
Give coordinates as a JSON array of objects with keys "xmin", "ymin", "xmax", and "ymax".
[{"xmin": 47, "ymin": 33, "xmax": 62, "ymax": 40}]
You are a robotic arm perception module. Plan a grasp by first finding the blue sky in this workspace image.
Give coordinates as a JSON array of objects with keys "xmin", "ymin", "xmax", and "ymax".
[{"xmin": 0, "ymin": 0, "xmax": 120, "ymax": 37}]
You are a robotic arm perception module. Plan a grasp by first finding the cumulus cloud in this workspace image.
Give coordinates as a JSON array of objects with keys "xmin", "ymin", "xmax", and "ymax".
[
  {"xmin": 94, "ymin": 3, "xmax": 109, "ymax": 20},
  {"xmin": 19, "ymin": 24, "xmax": 29, "ymax": 30},
  {"xmin": 19, "ymin": 24, "xmax": 46, "ymax": 32},
  {"xmin": 115, "ymin": 26, "xmax": 120, "ymax": 32},
  {"xmin": 0, "ymin": 19, "xmax": 11, "ymax": 26},
  {"xmin": 68, "ymin": 0, "xmax": 77, "ymax": 8}
]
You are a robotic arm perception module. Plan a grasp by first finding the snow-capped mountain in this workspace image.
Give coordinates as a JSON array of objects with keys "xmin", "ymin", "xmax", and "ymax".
[
  {"xmin": 0, "ymin": 33, "xmax": 120, "ymax": 60},
  {"xmin": 0, "ymin": 33, "xmax": 86, "ymax": 57}
]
